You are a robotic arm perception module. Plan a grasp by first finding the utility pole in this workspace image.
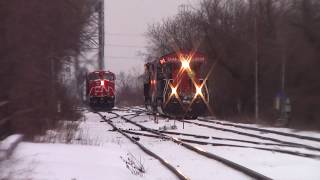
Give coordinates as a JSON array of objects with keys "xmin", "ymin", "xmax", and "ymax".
[
  {"xmin": 277, "ymin": 37, "xmax": 290, "ymax": 126},
  {"xmin": 98, "ymin": 0, "xmax": 105, "ymax": 70},
  {"xmin": 254, "ymin": 15, "xmax": 259, "ymax": 121},
  {"xmin": 249, "ymin": 0, "xmax": 259, "ymax": 121},
  {"xmin": 281, "ymin": 48, "xmax": 286, "ymax": 94}
]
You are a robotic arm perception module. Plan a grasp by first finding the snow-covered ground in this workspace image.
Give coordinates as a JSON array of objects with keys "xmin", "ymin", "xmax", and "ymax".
[
  {"xmin": 115, "ymin": 108, "xmax": 320, "ymax": 180},
  {"xmin": 0, "ymin": 111, "xmax": 175, "ymax": 180},
  {"xmin": 1, "ymin": 106, "xmax": 320, "ymax": 180}
]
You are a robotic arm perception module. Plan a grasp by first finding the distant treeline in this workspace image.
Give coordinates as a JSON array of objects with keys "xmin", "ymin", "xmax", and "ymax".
[
  {"xmin": 116, "ymin": 70, "xmax": 144, "ymax": 107},
  {"xmin": 0, "ymin": 0, "xmax": 95, "ymax": 138},
  {"xmin": 145, "ymin": 0, "xmax": 320, "ymax": 128}
]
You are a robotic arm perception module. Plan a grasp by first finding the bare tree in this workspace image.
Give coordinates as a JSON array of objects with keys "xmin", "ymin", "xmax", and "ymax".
[
  {"xmin": 145, "ymin": 0, "xmax": 320, "ymax": 129},
  {"xmin": 116, "ymin": 69, "xmax": 144, "ymax": 107},
  {"xmin": 0, "ymin": 0, "xmax": 96, "ymax": 138}
]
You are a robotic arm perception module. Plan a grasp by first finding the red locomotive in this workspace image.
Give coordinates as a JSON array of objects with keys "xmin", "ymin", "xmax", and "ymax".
[
  {"xmin": 86, "ymin": 70, "xmax": 115, "ymax": 109},
  {"xmin": 144, "ymin": 50, "xmax": 209, "ymax": 118}
]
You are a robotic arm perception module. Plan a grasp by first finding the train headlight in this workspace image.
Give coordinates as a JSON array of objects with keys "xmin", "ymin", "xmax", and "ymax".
[
  {"xmin": 181, "ymin": 59, "xmax": 190, "ymax": 70},
  {"xmin": 195, "ymin": 85, "xmax": 202, "ymax": 97},
  {"xmin": 100, "ymin": 80, "xmax": 104, "ymax": 86},
  {"xmin": 171, "ymin": 86, "xmax": 178, "ymax": 96}
]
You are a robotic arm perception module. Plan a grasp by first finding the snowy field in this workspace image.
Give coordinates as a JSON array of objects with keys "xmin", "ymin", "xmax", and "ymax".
[
  {"xmin": 1, "ymin": 106, "xmax": 320, "ymax": 180},
  {"xmin": 0, "ymin": 110, "xmax": 175, "ymax": 180}
]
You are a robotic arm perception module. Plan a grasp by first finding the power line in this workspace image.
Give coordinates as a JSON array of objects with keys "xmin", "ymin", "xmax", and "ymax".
[
  {"xmin": 106, "ymin": 32, "xmax": 145, "ymax": 37},
  {"xmin": 106, "ymin": 43, "xmax": 146, "ymax": 48},
  {"xmin": 105, "ymin": 56, "xmax": 142, "ymax": 60}
]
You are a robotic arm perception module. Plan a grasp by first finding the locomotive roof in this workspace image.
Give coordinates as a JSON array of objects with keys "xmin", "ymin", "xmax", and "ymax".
[
  {"xmin": 159, "ymin": 51, "xmax": 205, "ymax": 58},
  {"xmin": 88, "ymin": 70, "xmax": 115, "ymax": 75},
  {"xmin": 148, "ymin": 51, "xmax": 206, "ymax": 65}
]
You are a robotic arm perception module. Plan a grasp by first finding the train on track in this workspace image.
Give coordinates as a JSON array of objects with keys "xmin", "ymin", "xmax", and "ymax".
[
  {"xmin": 143, "ymin": 50, "xmax": 209, "ymax": 119},
  {"xmin": 86, "ymin": 70, "xmax": 115, "ymax": 109}
]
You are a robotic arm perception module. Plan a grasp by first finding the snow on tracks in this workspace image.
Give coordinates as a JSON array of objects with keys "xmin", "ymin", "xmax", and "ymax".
[{"xmin": 104, "ymin": 110, "xmax": 271, "ymax": 180}]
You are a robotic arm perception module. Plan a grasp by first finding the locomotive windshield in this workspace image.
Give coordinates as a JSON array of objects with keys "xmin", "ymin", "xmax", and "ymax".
[
  {"xmin": 88, "ymin": 72, "xmax": 115, "ymax": 81},
  {"xmin": 88, "ymin": 73, "xmax": 100, "ymax": 81},
  {"xmin": 102, "ymin": 73, "xmax": 115, "ymax": 81}
]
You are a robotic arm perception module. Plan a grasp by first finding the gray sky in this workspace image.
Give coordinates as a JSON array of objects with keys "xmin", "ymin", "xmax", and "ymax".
[{"xmin": 104, "ymin": 0, "xmax": 198, "ymax": 74}]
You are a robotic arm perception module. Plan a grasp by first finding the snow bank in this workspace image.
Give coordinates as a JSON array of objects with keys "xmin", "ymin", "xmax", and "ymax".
[{"xmin": 0, "ymin": 134, "xmax": 23, "ymax": 161}]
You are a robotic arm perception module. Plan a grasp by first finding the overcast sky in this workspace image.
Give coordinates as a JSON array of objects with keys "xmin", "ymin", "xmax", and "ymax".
[{"xmin": 104, "ymin": 0, "xmax": 199, "ymax": 74}]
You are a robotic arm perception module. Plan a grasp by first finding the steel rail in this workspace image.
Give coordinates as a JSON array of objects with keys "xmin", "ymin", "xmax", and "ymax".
[
  {"xmin": 180, "ymin": 119, "xmax": 320, "ymax": 152},
  {"xmin": 157, "ymin": 130, "xmax": 293, "ymax": 147},
  {"xmin": 123, "ymin": 130, "xmax": 320, "ymax": 159},
  {"xmin": 137, "ymin": 110, "xmax": 320, "ymax": 152},
  {"xmin": 113, "ymin": 112, "xmax": 272, "ymax": 180},
  {"xmin": 96, "ymin": 112, "xmax": 189, "ymax": 180},
  {"xmin": 120, "ymin": 111, "xmax": 306, "ymax": 148},
  {"xmin": 198, "ymin": 118, "xmax": 320, "ymax": 143}
]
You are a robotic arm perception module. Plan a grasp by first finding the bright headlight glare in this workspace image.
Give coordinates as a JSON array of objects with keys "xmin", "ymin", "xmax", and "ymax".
[
  {"xmin": 171, "ymin": 86, "xmax": 177, "ymax": 96},
  {"xmin": 100, "ymin": 80, "xmax": 104, "ymax": 86},
  {"xmin": 181, "ymin": 60, "xmax": 190, "ymax": 70},
  {"xmin": 196, "ymin": 86, "xmax": 202, "ymax": 96}
]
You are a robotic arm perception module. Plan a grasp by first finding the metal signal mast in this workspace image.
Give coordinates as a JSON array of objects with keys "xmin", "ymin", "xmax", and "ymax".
[
  {"xmin": 78, "ymin": 0, "xmax": 105, "ymax": 70},
  {"xmin": 72, "ymin": 0, "xmax": 105, "ymax": 101},
  {"xmin": 97, "ymin": 0, "xmax": 105, "ymax": 70}
]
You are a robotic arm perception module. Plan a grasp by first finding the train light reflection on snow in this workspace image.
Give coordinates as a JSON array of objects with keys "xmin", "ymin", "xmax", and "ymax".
[{"xmin": 195, "ymin": 146, "xmax": 205, "ymax": 152}]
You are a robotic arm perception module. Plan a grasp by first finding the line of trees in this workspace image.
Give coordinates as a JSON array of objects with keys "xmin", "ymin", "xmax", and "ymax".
[
  {"xmin": 116, "ymin": 69, "xmax": 144, "ymax": 107},
  {"xmin": 145, "ymin": 0, "xmax": 320, "ymax": 128},
  {"xmin": 0, "ymin": 0, "xmax": 97, "ymax": 138}
]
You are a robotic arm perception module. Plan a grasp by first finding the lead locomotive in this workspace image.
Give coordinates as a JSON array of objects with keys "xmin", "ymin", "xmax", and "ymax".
[{"xmin": 144, "ymin": 50, "xmax": 209, "ymax": 119}]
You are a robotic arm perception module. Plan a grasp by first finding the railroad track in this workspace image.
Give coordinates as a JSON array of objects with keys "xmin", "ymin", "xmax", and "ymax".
[
  {"xmin": 116, "ymin": 110, "xmax": 320, "ymax": 159},
  {"xmin": 99, "ymin": 107, "xmax": 320, "ymax": 179},
  {"xmin": 102, "ymin": 110, "xmax": 272, "ymax": 180},
  {"xmin": 121, "ymin": 109, "xmax": 320, "ymax": 152},
  {"xmin": 120, "ymin": 108, "xmax": 320, "ymax": 157},
  {"xmin": 122, "ymin": 129, "xmax": 320, "ymax": 159},
  {"xmin": 198, "ymin": 118, "xmax": 320, "ymax": 142},
  {"xmin": 97, "ymin": 112, "xmax": 189, "ymax": 180},
  {"xmin": 177, "ymin": 119, "xmax": 320, "ymax": 152}
]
